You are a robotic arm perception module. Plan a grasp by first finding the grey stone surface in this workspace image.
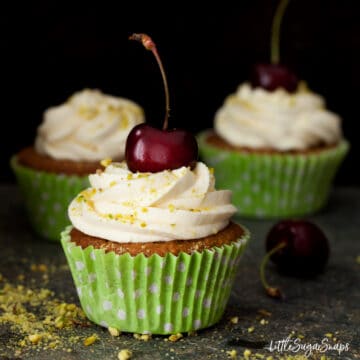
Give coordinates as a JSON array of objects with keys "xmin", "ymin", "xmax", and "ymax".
[{"xmin": 0, "ymin": 185, "xmax": 359, "ymax": 359}]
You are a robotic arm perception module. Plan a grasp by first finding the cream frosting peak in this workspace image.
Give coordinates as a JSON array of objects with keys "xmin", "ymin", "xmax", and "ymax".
[
  {"xmin": 35, "ymin": 89, "xmax": 144, "ymax": 161},
  {"xmin": 214, "ymin": 83, "xmax": 342, "ymax": 151},
  {"xmin": 68, "ymin": 162, "xmax": 237, "ymax": 243}
]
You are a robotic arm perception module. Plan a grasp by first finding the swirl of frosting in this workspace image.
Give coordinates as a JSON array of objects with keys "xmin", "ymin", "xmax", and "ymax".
[
  {"xmin": 35, "ymin": 89, "xmax": 144, "ymax": 161},
  {"xmin": 214, "ymin": 83, "xmax": 343, "ymax": 151},
  {"xmin": 68, "ymin": 162, "xmax": 237, "ymax": 243}
]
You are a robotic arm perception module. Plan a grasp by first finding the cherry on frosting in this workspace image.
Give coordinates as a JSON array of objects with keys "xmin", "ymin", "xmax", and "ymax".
[{"xmin": 125, "ymin": 33, "xmax": 198, "ymax": 173}]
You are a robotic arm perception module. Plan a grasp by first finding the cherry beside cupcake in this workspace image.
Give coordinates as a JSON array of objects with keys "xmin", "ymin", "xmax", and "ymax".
[
  {"xmin": 61, "ymin": 34, "xmax": 249, "ymax": 335},
  {"xmin": 11, "ymin": 89, "xmax": 144, "ymax": 240}
]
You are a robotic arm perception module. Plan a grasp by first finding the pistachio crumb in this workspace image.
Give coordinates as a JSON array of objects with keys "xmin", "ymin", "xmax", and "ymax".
[
  {"xmin": 259, "ymin": 318, "xmax": 268, "ymax": 325},
  {"xmin": 325, "ymin": 333, "xmax": 333, "ymax": 338},
  {"xmin": 100, "ymin": 158, "xmax": 112, "ymax": 167},
  {"xmin": 133, "ymin": 333, "xmax": 151, "ymax": 341},
  {"xmin": 168, "ymin": 333, "xmax": 183, "ymax": 342},
  {"xmin": 255, "ymin": 354, "xmax": 265, "ymax": 359},
  {"xmin": 243, "ymin": 349, "xmax": 251, "ymax": 359},
  {"xmin": 226, "ymin": 349, "xmax": 237, "ymax": 359},
  {"xmin": 230, "ymin": 316, "xmax": 239, "ymax": 324},
  {"xmin": 118, "ymin": 349, "xmax": 132, "ymax": 360},
  {"xmin": 108, "ymin": 327, "xmax": 120, "ymax": 337},
  {"xmin": 356, "ymin": 255, "xmax": 360, "ymax": 264},
  {"xmin": 28, "ymin": 334, "xmax": 42, "ymax": 344},
  {"xmin": 83, "ymin": 334, "xmax": 98, "ymax": 346},
  {"xmin": 248, "ymin": 326, "xmax": 255, "ymax": 333}
]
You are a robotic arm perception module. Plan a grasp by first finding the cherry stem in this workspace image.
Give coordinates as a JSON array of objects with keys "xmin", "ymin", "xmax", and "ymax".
[
  {"xmin": 260, "ymin": 241, "xmax": 286, "ymax": 299},
  {"xmin": 271, "ymin": 0, "xmax": 290, "ymax": 64},
  {"xmin": 129, "ymin": 33, "xmax": 170, "ymax": 130}
]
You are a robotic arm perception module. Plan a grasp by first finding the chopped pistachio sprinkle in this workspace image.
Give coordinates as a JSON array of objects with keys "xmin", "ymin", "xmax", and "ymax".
[
  {"xmin": 83, "ymin": 334, "xmax": 98, "ymax": 346},
  {"xmin": 0, "ymin": 271, "xmax": 89, "ymax": 354},
  {"xmin": 108, "ymin": 327, "xmax": 120, "ymax": 337},
  {"xmin": 168, "ymin": 333, "xmax": 183, "ymax": 342},
  {"xmin": 100, "ymin": 158, "xmax": 112, "ymax": 167},
  {"xmin": 226, "ymin": 349, "xmax": 237, "ymax": 358},
  {"xmin": 118, "ymin": 349, "xmax": 132, "ymax": 360}
]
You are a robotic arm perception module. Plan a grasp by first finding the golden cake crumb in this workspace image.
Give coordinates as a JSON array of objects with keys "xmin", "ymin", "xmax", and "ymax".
[
  {"xmin": 28, "ymin": 334, "xmax": 42, "ymax": 344},
  {"xmin": 83, "ymin": 334, "xmax": 98, "ymax": 346},
  {"xmin": 118, "ymin": 349, "xmax": 132, "ymax": 360},
  {"xmin": 259, "ymin": 318, "xmax": 268, "ymax": 325},
  {"xmin": 243, "ymin": 349, "xmax": 251, "ymax": 359},
  {"xmin": 226, "ymin": 349, "xmax": 237, "ymax": 359},
  {"xmin": 108, "ymin": 327, "xmax": 120, "ymax": 337},
  {"xmin": 168, "ymin": 333, "xmax": 183, "ymax": 342},
  {"xmin": 133, "ymin": 333, "xmax": 151, "ymax": 341}
]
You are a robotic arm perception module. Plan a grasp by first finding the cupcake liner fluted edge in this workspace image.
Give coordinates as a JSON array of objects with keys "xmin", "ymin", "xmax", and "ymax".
[
  {"xmin": 61, "ymin": 225, "xmax": 250, "ymax": 335},
  {"xmin": 10, "ymin": 156, "xmax": 89, "ymax": 241},
  {"xmin": 198, "ymin": 131, "xmax": 349, "ymax": 218}
]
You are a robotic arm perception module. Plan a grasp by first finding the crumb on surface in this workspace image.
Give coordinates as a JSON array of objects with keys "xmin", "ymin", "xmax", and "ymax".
[
  {"xmin": 248, "ymin": 326, "xmax": 255, "ymax": 333},
  {"xmin": 226, "ymin": 349, "xmax": 237, "ymax": 358},
  {"xmin": 243, "ymin": 348, "xmax": 251, "ymax": 359},
  {"xmin": 259, "ymin": 318, "xmax": 268, "ymax": 325},
  {"xmin": 118, "ymin": 349, "xmax": 132, "ymax": 360},
  {"xmin": 168, "ymin": 333, "xmax": 183, "ymax": 342},
  {"xmin": 83, "ymin": 334, "xmax": 98, "ymax": 346},
  {"xmin": 28, "ymin": 334, "xmax": 42, "ymax": 344},
  {"xmin": 108, "ymin": 327, "xmax": 120, "ymax": 337},
  {"xmin": 230, "ymin": 316, "xmax": 239, "ymax": 324},
  {"xmin": 133, "ymin": 333, "xmax": 152, "ymax": 341},
  {"xmin": 0, "ymin": 277, "xmax": 89, "ymax": 352}
]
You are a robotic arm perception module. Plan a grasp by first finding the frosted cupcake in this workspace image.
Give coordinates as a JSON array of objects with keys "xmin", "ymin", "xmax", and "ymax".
[
  {"xmin": 198, "ymin": 83, "xmax": 349, "ymax": 218},
  {"xmin": 61, "ymin": 160, "xmax": 249, "ymax": 334},
  {"xmin": 11, "ymin": 89, "xmax": 144, "ymax": 240}
]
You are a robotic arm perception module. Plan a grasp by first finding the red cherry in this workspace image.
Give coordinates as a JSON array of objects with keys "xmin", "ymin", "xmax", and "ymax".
[
  {"xmin": 266, "ymin": 220, "xmax": 329, "ymax": 276},
  {"xmin": 251, "ymin": 63, "xmax": 298, "ymax": 93},
  {"xmin": 127, "ymin": 33, "xmax": 198, "ymax": 173},
  {"xmin": 260, "ymin": 220, "xmax": 330, "ymax": 299},
  {"xmin": 251, "ymin": 0, "xmax": 299, "ymax": 93},
  {"xmin": 126, "ymin": 124, "xmax": 198, "ymax": 173}
]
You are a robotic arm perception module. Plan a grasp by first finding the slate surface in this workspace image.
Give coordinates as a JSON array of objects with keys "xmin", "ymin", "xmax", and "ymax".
[{"xmin": 0, "ymin": 185, "xmax": 359, "ymax": 359}]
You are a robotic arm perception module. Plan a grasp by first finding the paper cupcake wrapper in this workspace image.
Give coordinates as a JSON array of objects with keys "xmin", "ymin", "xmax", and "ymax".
[
  {"xmin": 198, "ymin": 132, "xmax": 349, "ymax": 218},
  {"xmin": 10, "ymin": 156, "xmax": 89, "ymax": 241},
  {"xmin": 61, "ymin": 226, "xmax": 249, "ymax": 335}
]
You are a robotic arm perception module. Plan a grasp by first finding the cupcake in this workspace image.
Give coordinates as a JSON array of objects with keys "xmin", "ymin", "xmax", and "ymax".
[
  {"xmin": 61, "ymin": 160, "xmax": 249, "ymax": 334},
  {"xmin": 11, "ymin": 89, "xmax": 144, "ymax": 240},
  {"xmin": 198, "ymin": 82, "xmax": 349, "ymax": 218}
]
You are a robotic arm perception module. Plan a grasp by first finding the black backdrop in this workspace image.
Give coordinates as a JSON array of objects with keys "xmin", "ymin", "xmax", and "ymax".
[{"xmin": 2, "ymin": 0, "xmax": 359, "ymax": 185}]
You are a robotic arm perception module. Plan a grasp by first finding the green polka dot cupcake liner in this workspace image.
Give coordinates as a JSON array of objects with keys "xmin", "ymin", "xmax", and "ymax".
[
  {"xmin": 61, "ymin": 225, "xmax": 249, "ymax": 335},
  {"xmin": 198, "ymin": 131, "xmax": 349, "ymax": 218},
  {"xmin": 10, "ymin": 156, "xmax": 89, "ymax": 241}
]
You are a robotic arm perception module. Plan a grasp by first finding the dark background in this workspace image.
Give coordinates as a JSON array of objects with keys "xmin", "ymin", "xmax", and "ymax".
[{"xmin": 1, "ymin": 0, "xmax": 359, "ymax": 185}]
